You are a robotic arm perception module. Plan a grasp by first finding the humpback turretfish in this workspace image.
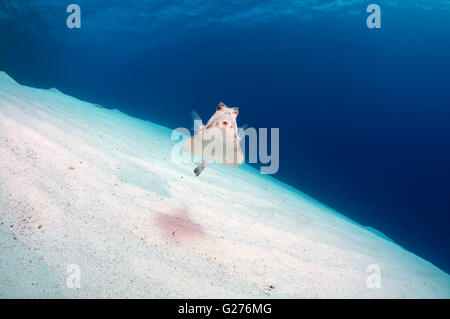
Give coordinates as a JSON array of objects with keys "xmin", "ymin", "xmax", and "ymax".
[{"xmin": 183, "ymin": 102, "xmax": 244, "ymax": 176}]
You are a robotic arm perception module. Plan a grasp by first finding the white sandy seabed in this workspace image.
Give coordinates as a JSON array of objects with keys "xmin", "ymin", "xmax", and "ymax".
[{"xmin": 0, "ymin": 71, "xmax": 449, "ymax": 299}]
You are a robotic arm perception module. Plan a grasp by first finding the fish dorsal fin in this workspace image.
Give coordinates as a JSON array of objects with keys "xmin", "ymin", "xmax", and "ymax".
[
  {"xmin": 191, "ymin": 110, "xmax": 204, "ymax": 133},
  {"xmin": 238, "ymin": 124, "xmax": 248, "ymax": 140}
]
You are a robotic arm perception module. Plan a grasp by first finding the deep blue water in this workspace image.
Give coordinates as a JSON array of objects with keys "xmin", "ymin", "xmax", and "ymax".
[{"xmin": 1, "ymin": 1, "xmax": 449, "ymax": 273}]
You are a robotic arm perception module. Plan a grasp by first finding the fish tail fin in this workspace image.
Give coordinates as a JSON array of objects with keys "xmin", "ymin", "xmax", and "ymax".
[{"xmin": 194, "ymin": 160, "xmax": 209, "ymax": 176}]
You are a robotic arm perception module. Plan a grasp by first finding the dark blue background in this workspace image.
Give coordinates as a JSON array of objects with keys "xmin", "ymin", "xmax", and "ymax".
[{"xmin": 1, "ymin": 2, "xmax": 449, "ymax": 273}]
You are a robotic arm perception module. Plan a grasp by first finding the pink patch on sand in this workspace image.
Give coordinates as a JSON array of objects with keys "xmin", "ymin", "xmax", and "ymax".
[{"xmin": 155, "ymin": 209, "xmax": 204, "ymax": 241}]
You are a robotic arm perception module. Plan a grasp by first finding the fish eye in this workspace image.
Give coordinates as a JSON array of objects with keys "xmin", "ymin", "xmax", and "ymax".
[{"xmin": 217, "ymin": 102, "xmax": 226, "ymax": 111}]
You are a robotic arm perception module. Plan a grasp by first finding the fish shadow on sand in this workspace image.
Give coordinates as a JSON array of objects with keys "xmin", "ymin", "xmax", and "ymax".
[{"xmin": 155, "ymin": 209, "xmax": 204, "ymax": 242}]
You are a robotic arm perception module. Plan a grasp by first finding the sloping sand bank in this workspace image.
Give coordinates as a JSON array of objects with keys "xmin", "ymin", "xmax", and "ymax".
[{"xmin": 0, "ymin": 72, "xmax": 449, "ymax": 298}]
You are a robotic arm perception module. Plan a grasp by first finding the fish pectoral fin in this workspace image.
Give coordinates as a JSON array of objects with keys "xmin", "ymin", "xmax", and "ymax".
[
  {"xmin": 238, "ymin": 124, "xmax": 248, "ymax": 140},
  {"xmin": 191, "ymin": 110, "xmax": 204, "ymax": 133}
]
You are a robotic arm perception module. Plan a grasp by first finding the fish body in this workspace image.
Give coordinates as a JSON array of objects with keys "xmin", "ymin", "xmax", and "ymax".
[{"xmin": 183, "ymin": 102, "xmax": 244, "ymax": 175}]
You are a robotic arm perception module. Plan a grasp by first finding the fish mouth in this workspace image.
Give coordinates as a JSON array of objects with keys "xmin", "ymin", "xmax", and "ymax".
[{"xmin": 222, "ymin": 121, "xmax": 228, "ymax": 126}]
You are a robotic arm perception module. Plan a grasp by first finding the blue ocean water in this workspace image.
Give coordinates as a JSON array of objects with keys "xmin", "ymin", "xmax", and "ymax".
[{"xmin": 1, "ymin": 1, "xmax": 449, "ymax": 273}]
